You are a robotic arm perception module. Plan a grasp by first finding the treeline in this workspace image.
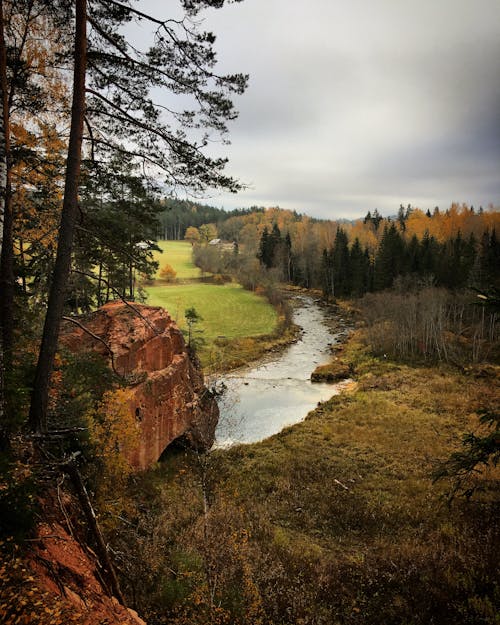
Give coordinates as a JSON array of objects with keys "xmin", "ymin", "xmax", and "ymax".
[
  {"xmin": 322, "ymin": 222, "xmax": 498, "ymax": 297},
  {"xmin": 157, "ymin": 199, "xmax": 263, "ymax": 240},
  {"xmin": 189, "ymin": 204, "xmax": 500, "ymax": 296}
]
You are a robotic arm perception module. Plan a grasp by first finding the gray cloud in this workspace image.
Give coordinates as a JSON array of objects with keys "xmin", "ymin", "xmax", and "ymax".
[{"xmin": 133, "ymin": 0, "xmax": 500, "ymax": 219}]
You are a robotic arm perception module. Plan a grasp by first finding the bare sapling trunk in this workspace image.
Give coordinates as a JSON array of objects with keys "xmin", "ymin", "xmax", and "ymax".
[{"xmin": 29, "ymin": 0, "xmax": 87, "ymax": 432}]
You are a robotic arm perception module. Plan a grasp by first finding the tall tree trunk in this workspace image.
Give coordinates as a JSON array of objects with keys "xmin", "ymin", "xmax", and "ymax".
[
  {"xmin": 0, "ymin": 0, "xmax": 12, "ymax": 445},
  {"xmin": 129, "ymin": 258, "xmax": 133, "ymax": 300},
  {"xmin": 97, "ymin": 257, "xmax": 103, "ymax": 306},
  {"xmin": 0, "ymin": 0, "xmax": 14, "ymax": 371},
  {"xmin": 19, "ymin": 238, "xmax": 27, "ymax": 293},
  {"xmin": 29, "ymin": 0, "xmax": 87, "ymax": 432}
]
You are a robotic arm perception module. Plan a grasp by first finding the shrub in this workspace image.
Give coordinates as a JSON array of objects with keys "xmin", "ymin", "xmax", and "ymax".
[{"xmin": 160, "ymin": 263, "xmax": 177, "ymax": 282}]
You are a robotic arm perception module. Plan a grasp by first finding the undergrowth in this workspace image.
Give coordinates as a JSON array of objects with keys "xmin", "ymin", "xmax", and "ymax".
[{"xmin": 111, "ymin": 325, "xmax": 500, "ymax": 624}]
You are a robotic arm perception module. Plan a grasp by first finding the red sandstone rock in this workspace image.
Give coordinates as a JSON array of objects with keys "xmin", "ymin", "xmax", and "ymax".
[
  {"xmin": 61, "ymin": 302, "xmax": 218, "ymax": 469},
  {"xmin": 29, "ymin": 521, "xmax": 147, "ymax": 624}
]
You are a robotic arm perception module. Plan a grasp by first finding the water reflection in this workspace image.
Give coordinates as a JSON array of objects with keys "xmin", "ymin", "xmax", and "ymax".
[{"xmin": 214, "ymin": 297, "xmax": 348, "ymax": 446}]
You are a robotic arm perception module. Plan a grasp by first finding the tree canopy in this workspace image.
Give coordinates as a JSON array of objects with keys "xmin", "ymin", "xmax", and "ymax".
[{"xmin": 0, "ymin": 0, "xmax": 248, "ymax": 435}]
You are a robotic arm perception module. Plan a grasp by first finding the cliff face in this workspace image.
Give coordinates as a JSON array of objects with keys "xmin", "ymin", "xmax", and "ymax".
[
  {"xmin": 27, "ymin": 520, "xmax": 146, "ymax": 625},
  {"xmin": 61, "ymin": 302, "xmax": 218, "ymax": 469}
]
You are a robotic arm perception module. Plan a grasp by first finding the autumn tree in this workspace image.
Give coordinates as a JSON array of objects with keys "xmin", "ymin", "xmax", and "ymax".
[
  {"xmin": 185, "ymin": 225, "xmax": 201, "ymax": 245},
  {"xmin": 159, "ymin": 263, "xmax": 177, "ymax": 282},
  {"xmin": 28, "ymin": 0, "xmax": 248, "ymax": 432},
  {"xmin": 1, "ymin": 2, "xmax": 63, "ymax": 425},
  {"xmin": 0, "ymin": 1, "xmax": 71, "ymax": 436},
  {"xmin": 199, "ymin": 223, "xmax": 218, "ymax": 243}
]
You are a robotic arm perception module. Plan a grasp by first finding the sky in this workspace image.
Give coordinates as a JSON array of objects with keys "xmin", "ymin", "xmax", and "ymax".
[{"xmin": 132, "ymin": 0, "xmax": 500, "ymax": 220}]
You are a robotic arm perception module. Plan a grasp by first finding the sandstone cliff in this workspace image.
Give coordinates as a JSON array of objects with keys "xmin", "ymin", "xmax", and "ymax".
[
  {"xmin": 61, "ymin": 301, "xmax": 219, "ymax": 469},
  {"xmin": 28, "ymin": 519, "xmax": 146, "ymax": 625}
]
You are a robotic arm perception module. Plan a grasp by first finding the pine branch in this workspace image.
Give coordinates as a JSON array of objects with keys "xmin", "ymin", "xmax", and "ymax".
[{"xmin": 71, "ymin": 268, "xmax": 162, "ymax": 336}]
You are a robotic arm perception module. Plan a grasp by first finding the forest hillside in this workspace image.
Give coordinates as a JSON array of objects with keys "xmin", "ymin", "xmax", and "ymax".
[{"xmin": 0, "ymin": 2, "xmax": 499, "ymax": 624}]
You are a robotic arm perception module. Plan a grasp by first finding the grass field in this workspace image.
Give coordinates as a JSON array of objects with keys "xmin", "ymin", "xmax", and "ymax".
[
  {"xmin": 145, "ymin": 240, "xmax": 284, "ymax": 369},
  {"xmin": 145, "ymin": 282, "xmax": 278, "ymax": 343},
  {"xmin": 152, "ymin": 240, "xmax": 201, "ymax": 280}
]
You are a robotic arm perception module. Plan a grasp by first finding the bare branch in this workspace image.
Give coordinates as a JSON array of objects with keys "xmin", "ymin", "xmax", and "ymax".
[
  {"xmin": 101, "ymin": 0, "xmax": 184, "ymax": 26},
  {"xmin": 62, "ymin": 315, "xmax": 124, "ymax": 377},
  {"xmin": 84, "ymin": 116, "xmax": 96, "ymax": 163},
  {"xmin": 71, "ymin": 268, "xmax": 162, "ymax": 336}
]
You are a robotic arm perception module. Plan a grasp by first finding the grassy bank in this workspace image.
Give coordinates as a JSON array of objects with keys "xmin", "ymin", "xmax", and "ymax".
[
  {"xmin": 152, "ymin": 240, "xmax": 202, "ymax": 280},
  {"xmin": 114, "ymin": 328, "xmax": 500, "ymax": 625},
  {"xmin": 144, "ymin": 282, "xmax": 281, "ymax": 369}
]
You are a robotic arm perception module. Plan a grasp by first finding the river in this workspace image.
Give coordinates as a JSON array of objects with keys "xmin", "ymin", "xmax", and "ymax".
[{"xmin": 214, "ymin": 296, "xmax": 351, "ymax": 446}]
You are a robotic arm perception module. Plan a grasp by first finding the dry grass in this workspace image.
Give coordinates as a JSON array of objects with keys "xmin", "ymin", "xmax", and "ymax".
[{"xmin": 114, "ymin": 326, "xmax": 500, "ymax": 624}]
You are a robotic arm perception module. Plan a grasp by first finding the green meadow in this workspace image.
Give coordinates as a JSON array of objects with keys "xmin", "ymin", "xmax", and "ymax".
[
  {"xmin": 144, "ymin": 241, "xmax": 280, "ymax": 366},
  {"xmin": 145, "ymin": 282, "xmax": 277, "ymax": 342},
  {"xmin": 152, "ymin": 240, "xmax": 201, "ymax": 280}
]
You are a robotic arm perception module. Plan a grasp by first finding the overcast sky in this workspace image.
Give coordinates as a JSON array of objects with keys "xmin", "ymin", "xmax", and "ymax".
[{"xmin": 133, "ymin": 0, "xmax": 500, "ymax": 220}]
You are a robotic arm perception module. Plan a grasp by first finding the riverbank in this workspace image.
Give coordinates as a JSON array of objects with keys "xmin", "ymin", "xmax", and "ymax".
[
  {"xmin": 204, "ymin": 309, "xmax": 300, "ymax": 374},
  {"xmin": 215, "ymin": 295, "xmax": 352, "ymax": 445},
  {"xmin": 112, "ymin": 324, "xmax": 499, "ymax": 624},
  {"xmin": 209, "ymin": 288, "xmax": 355, "ymax": 375}
]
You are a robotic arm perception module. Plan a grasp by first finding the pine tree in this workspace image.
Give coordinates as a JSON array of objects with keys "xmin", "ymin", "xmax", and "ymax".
[
  {"xmin": 350, "ymin": 237, "xmax": 369, "ymax": 296},
  {"xmin": 28, "ymin": 0, "xmax": 248, "ymax": 433},
  {"xmin": 321, "ymin": 248, "xmax": 334, "ymax": 298},
  {"xmin": 407, "ymin": 234, "xmax": 420, "ymax": 274},
  {"xmin": 258, "ymin": 226, "xmax": 271, "ymax": 268},
  {"xmin": 373, "ymin": 223, "xmax": 406, "ymax": 290},
  {"xmin": 332, "ymin": 227, "xmax": 350, "ymax": 296},
  {"xmin": 283, "ymin": 232, "xmax": 293, "ymax": 282},
  {"xmin": 419, "ymin": 230, "xmax": 439, "ymax": 279}
]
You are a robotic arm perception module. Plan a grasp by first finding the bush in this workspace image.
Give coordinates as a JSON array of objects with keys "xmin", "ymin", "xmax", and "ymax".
[
  {"xmin": 160, "ymin": 263, "xmax": 177, "ymax": 282},
  {"xmin": 212, "ymin": 273, "xmax": 228, "ymax": 285},
  {"xmin": 359, "ymin": 287, "xmax": 499, "ymax": 364}
]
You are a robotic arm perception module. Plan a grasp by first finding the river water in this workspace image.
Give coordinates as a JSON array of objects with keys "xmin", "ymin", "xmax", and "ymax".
[{"xmin": 214, "ymin": 296, "xmax": 350, "ymax": 446}]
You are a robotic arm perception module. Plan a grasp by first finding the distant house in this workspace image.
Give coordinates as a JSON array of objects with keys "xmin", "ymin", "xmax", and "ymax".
[{"xmin": 208, "ymin": 238, "xmax": 221, "ymax": 246}]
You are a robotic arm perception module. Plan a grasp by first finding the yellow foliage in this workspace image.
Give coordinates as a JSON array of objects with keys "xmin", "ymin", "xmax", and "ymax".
[
  {"xmin": 159, "ymin": 263, "xmax": 177, "ymax": 282},
  {"xmin": 85, "ymin": 389, "xmax": 139, "ymax": 492}
]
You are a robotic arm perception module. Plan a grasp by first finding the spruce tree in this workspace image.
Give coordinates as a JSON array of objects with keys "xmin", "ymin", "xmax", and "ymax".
[
  {"xmin": 373, "ymin": 223, "xmax": 405, "ymax": 290},
  {"xmin": 332, "ymin": 227, "xmax": 350, "ymax": 296},
  {"xmin": 350, "ymin": 237, "xmax": 369, "ymax": 296}
]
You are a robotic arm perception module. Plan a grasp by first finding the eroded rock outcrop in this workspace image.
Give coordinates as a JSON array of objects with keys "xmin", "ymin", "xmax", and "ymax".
[
  {"xmin": 61, "ymin": 302, "xmax": 218, "ymax": 469},
  {"xmin": 28, "ymin": 520, "xmax": 146, "ymax": 625}
]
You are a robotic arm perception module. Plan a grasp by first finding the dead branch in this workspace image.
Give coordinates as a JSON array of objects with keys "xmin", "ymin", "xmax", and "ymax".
[
  {"xmin": 70, "ymin": 268, "xmax": 162, "ymax": 336},
  {"xmin": 62, "ymin": 456, "xmax": 126, "ymax": 606},
  {"xmin": 62, "ymin": 314, "xmax": 123, "ymax": 376}
]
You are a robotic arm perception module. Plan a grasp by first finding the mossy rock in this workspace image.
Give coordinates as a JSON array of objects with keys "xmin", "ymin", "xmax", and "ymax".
[{"xmin": 311, "ymin": 359, "xmax": 352, "ymax": 382}]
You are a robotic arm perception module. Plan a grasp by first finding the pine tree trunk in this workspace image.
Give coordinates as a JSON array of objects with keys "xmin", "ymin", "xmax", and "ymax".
[
  {"xmin": 0, "ymin": 1, "xmax": 12, "ymax": 444},
  {"xmin": 29, "ymin": 0, "xmax": 87, "ymax": 432},
  {"xmin": 0, "ymin": 0, "xmax": 14, "ymax": 371}
]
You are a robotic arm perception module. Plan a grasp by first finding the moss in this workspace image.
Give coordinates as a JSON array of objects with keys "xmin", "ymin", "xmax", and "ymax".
[{"xmin": 311, "ymin": 359, "xmax": 352, "ymax": 382}]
